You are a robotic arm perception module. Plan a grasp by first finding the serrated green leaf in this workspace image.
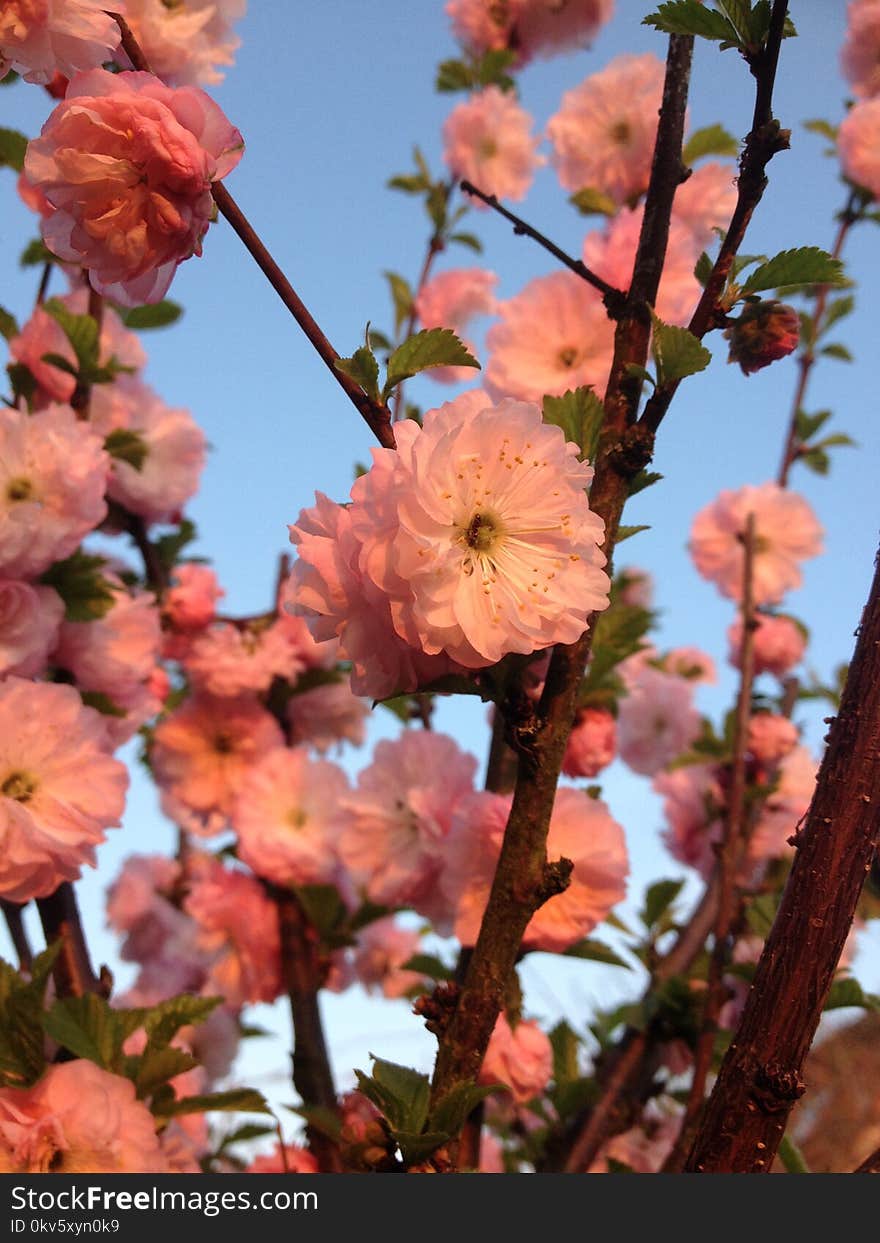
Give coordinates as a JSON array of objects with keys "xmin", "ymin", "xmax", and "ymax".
[
  {"xmin": 800, "ymin": 447, "xmax": 830, "ymax": 475},
  {"xmin": 694, "ymin": 251, "xmax": 714, "ymax": 287},
  {"xmin": 335, "ymin": 345, "xmax": 380, "ymax": 404},
  {"xmin": 383, "ymin": 328, "xmax": 478, "ymax": 400},
  {"xmin": 429, "ymin": 1082, "xmax": 502, "ymax": 1138},
  {"xmin": 616, "ymin": 524, "xmax": 650, "ymax": 543},
  {"xmin": 142, "ymin": 994, "xmax": 222, "ymax": 1048},
  {"xmin": 394, "ymin": 1129, "xmax": 451, "ymax": 1166},
  {"xmin": 387, "ymin": 173, "xmax": 430, "ymax": 194},
  {"xmin": 623, "ymin": 362, "xmax": 656, "ymax": 388},
  {"xmin": 569, "ymin": 186, "xmax": 618, "ymax": 217},
  {"xmin": 117, "ymin": 300, "xmax": 182, "ymax": 330},
  {"xmin": 641, "ymin": 878, "xmax": 686, "ymax": 931},
  {"xmin": 716, "ymin": 0, "xmax": 752, "ymax": 40},
  {"xmin": 400, "ymin": 954, "xmax": 452, "ymax": 981},
  {"xmin": 642, "ymin": 2, "xmax": 738, "ymax": 42},
  {"xmin": 824, "ymin": 977, "xmax": 880, "ymax": 1012},
  {"xmin": 819, "ymin": 342, "xmax": 853, "ymax": 362},
  {"xmin": 0, "ymin": 306, "xmax": 19, "ymax": 341},
  {"xmin": 155, "ymin": 518, "xmax": 198, "ymax": 573},
  {"xmin": 475, "ymin": 47, "xmax": 517, "ymax": 91},
  {"xmin": 435, "ymin": 58, "xmax": 475, "ymax": 93},
  {"xmin": 449, "ymin": 231, "xmax": 483, "ymax": 253},
  {"xmin": 155, "ymin": 1088, "xmax": 272, "ymax": 1118},
  {"xmin": 650, "ymin": 312, "xmax": 712, "ymax": 386},
  {"xmin": 104, "ymin": 427, "xmax": 149, "ymax": 472},
  {"xmin": 357, "ymin": 1057, "xmax": 431, "ymax": 1134},
  {"xmin": 134, "ymin": 1046, "xmax": 199, "ymax": 1098},
  {"xmin": 803, "ymin": 118, "xmax": 838, "ymax": 141},
  {"xmin": 215, "ymin": 1123, "xmax": 276, "ymax": 1154},
  {"xmin": 740, "ymin": 247, "xmax": 846, "ymax": 295},
  {"xmin": 816, "ymin": 432, "xmax": 856, "ymax": 449},
  {"xmin": 627, "ymin": 469, "xmax": 663, "ymax": 498},
  {"xmin": 40, "ymin": 550, "xmax": 116, "ymax": 623},
  {"xmin": 563, "ymin": 938, "xmax": 632, "ymax": 969},
  {"xmin": 42, "ymin": 995, "xmax": 146, "ymax": 1071},
  {"xmin": 682, "ymin": 124, "xmax": 739, "ymax": 164},
  {"xmin": 542, "ymin": 386, "xmax": 605, "ymax": 462},
  {"xmin": 43, "ymin": 297, "xmax": 99, "ymax": 372},
  {"xmin": 0, "ymin": 127, "xmax": 27, "ymax": 172},
  {"xmin": 19, "ymin": 238, "xmax": 53, "ymax": 268},
  {"xmin": 384, "ymin": 270, "xmax": 414, "ymax": 336},
  {"xmin": 794, "ymin": 408, "xmax": 831, "ymax": 440}
]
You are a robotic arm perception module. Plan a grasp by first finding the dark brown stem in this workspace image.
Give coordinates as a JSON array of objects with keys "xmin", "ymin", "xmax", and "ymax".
[
  {"xmin": 640, "ymin": 2, "xmax": 791, "ymax": 436},
  {"xmin": 686, "ymin": 542, "xmax": 880, "ymax": 1172},
  {"xmin": 562, "ymin": 1031, "xmax": 649, "ymax": 1172},
  {"xmin": 777, "ymin": 190, "xmax": 860, "ymax": 487},
  {"xmin": 124, "ymin": 511, "xmax": 170, "ymax": 596},
  {"xmin": 1, "ymin": 900, "xmax": 33, "ymax": 972},
  {"xmin": 70, "ymin": 289, "xmax": 103, "ymax": 418},
  {"xmin": 460, "ymin": 180, "xmax": 626, "ymax": 315},
  {"xmin": 854, "ymin": 1144, "xmax": 880, "ymax": 1174},
  {"xmin": 428, "ymin": 33, "xmax": 694, "ymax": 1120},
  {"xmin": 108, "ymin": 10, "xmax": 395, "ymax": 451},
  {"xmin": 663, "ymin": 515, "xmax": 758, "ymax": 1171},
  {"xmin": 36, "ymin": 883, "xmax": 106, "ymax": 998},
  {"xmin": 273, "ymin": 886, "xmax": 342, "ymax": 1172},
  {"xmin": 36, "ymin": 262, "xmax": 53, "ymax": 306}
]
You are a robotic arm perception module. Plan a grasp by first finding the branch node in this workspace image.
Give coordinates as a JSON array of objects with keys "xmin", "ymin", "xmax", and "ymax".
[
  {"xmin": 537, "ymin": 857, "xmax": 574, "ymax": 906},
  {"xmin": 413, "ymin": 981, "xmax": 460, "ymax": 1038}
]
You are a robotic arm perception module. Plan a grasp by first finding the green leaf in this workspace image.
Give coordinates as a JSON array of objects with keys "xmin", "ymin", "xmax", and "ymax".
[
  {"xmin": 355, "ymin": 1057, "xmax": 431, "ymax": 1134},
  {"xmin": 400, "ymin": 954, "xmax": 452, "ymax": 981},
  {"xmin": 627, "ymin": 469, "xmax": 663, "ymax": 498},
  {"xmin": 80, "ymin": 691, "xmax": 127, "ymax": 718},
  {"xmin": 429, "ymin": 1083, "xmax": 502, "ymax": 1138},
  {"xmin": 818, "ymin": 342, "xmax": 852, "ymax": 362},
  {"xmin": 616, "ymin": 524, "xmax": 650, "ymax": 543},
  {"xmin": 295, "ymin": 883, "xmax": 349, "ymax": 943},
  {"xmin": 563, "ymin": 938, "xmax": 632, "ymax": 969},
  {"xmin": 39, "ymin": 352, "xmax": 78, "ymax": 377},
  {"xmin": 393, "ymin": 1129, "xmax": 451, "ymax": 1166},
  {"xmin": 42, "ymin": 995, "xmax": 146, "ymax": 1071},
  {"xmin": 0, "ymin": 127, "xmax": 28, "ymax": 172},
  {"xmin": 40, "ymin": 550, "xmax": 115, "ymax": 623},
  {"xmin": 541, "ymin": 386, "xmax": 605, "ymax": 461},
  {"xmin": 642, "ymin": 2, "xmax": 738, "ymax": 42},
  {"xmin": 569, "ymin": 186, "xmax": 618, "ymax": 217},
  {"xmin": 435, "ymin": 58, "xmax": 475, "ymax": 93},
  {"xmin": 104, "ymin": 427, "xmax": 149, "ymax": 472},
  {"xmin": 335, "ymin": 345, "xmax": 380, "ymax": 404},
  {"xmin": 716, "ymin": 0, "xmax": 752, "ymax": 39},
  {"xmin": 650, "ymin": 312, "xmax": 712, "ymax": 386},
  {"xmin": 803, "ymin": 118, "xmax": 838, "ymax": 142},
  {"xmin": 0, "ymin": 306, "xmax": 19, "ymax": 341},
  {"xmin": 141, "ymin": 994, "xmax": 222, "ymax": 1048},
  {"xmin": 824, "ymin": 977, "xmax": 880, "ymax": 1012},
  {"xmin": 694, "ymin": 251, "xmax": 714, "ymax": 287},
  {"xmin": 155, "ymin": 1088, "xmax": 272, "ymax": 1118},
  {"xmin": 19, "ymin": 238, "xmax": 53, "ymax": 268},
  {"xmin": 623, "ymin": 362, "xmax": 656, "ymax": 388},
  {"xmin": 387, "ymin": 173, "xmax": 430, "ymax": 193},
  {"xmin": 641, "ymin": 878, "xmax": 686, "ymax": 931},
  {"xmin": 475, "ymin": 47, "xmax": 517, "ymax": 91},
  {"xmin": 43, "ymin": 297, "xmax": 99, "ymax": 372},
  {"xmin": 549, "ymin": 1021, "xmax": 582, "ymax": 1090},
  {"xmin": 383, "ymin": 328, "xmax": 479, "ymax": 401},
  {"xmin": 682, "ymin": 124, "xmax": 739, "ymax": 164},
  {"xmin": 133, "ymin": 1046, "xmax": 199, "ymax": 1097},
  {"xmin": 155, "ymin": 518, "xmax": 198, "ymax": 573},
  {"xmin": 740, "ymin": 247, "xmax": 847, "ymax": 295},
  {"xmin": 815, "ymin": 432, "xmax": 856, "ymax": 450},
  {"xmin": 800, "ymin": 447, "xmax": 830, "ymax": 475},
  {"xmin": 117, "ymin": 300, "xmax": 182, "ymax": 330},
  {"xmin": 794, "ymin": 408, "xmax": 831, "ymax": 441},
  {"xmin": 6, "ymin": 362, "xmax": 36, "ymax": 406},
  {"xmin": 384, "ymin": 270, "xmax": 414, "ymax": 335},
  {"xmin": 778, "ymin": 1134, "xmax": 810, "ymax": 1174},
  {"xmin": 449, "ymin": 231, "xmax": 483, "ymax": 253},
  {"xmin": 0, "ymin": 945, "xmax": 61, "ymax": 1088}
]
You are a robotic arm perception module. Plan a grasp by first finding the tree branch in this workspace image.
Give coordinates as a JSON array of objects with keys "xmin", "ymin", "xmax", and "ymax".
[{"xmin": 36, "ymin": 883, "xmax": 107, "ymax": 999}]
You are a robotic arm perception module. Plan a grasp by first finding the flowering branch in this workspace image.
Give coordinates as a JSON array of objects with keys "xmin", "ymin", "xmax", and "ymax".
[
  {"xmin": 459, "ymin": 179, "xmax": 626, "ymax": 314},
  {"xmin": 35, "ymin": 883, "xmax": 106, "ymax": 999},
  {"xmin": 685, "ymin": 541, "xmax": 880, "ymax": 1172},
  {"xmin": 428, "ymin": 32, "xmax": 695, "ymax": 1128}
]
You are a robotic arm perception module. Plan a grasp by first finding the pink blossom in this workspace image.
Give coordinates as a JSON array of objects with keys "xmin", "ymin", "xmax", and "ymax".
[
  {"xmin": 89, "ymin": 378, "xmax": 206, "ymax": 524},
  {"xmin": 105, "ymin": 852, "xmax": 190, "ymax": 966},
  {"xmin": 583, "ymin": 209, "xmax": 702, "ymax": 326},
  {"xmin": 479, "ymin": 1014, "xmax": 552, "ymax": 1104},
  {"xmin": 654, "ymin": 763, "xmax": 723, "ymax": 877},
  {"xmin": 561, "ymin": 706, "xmax": 616, "ymax": 778},
  {"xmin": 339, "ymin": 731, "xmax": 477, "ymax": 921},
  {"xmin": 0, "ymin": 403, "xmax": 108, "ymax": 579},
  {"xmin": 0, "ymin": 678, "xmax": 128, "ymax": 902},
  {"xmin": 0, "ymin": 1, "xmax": 122, "ymax": 84},
  {"xmin": 747, "ymin": 713, "xmax": 799, "ymax": 767},
  {"xmin": 749, "ymin": 745, "xmax": 817, "ymax": 867},
  {"xmin": 617, "ymin": 665, "xmax": 701, "ymax": 776},
  {"xmin": 9, "ymin": 291, "xmax": 146, "ymax": 408},
  {"xmin": 162, "ymin": 563, "xmax": 224, "ymax": 632},
  {"xmin": 286, "ymin": 681, "xmax": 369, "ymax": 754},
  {"xmin": 0, "ymin": 580, "xmax": 64, "ymax": 678},
  {"xmin": 150, "ymin": 692, "xmax": 284, "ymax": 837},
  {"xmin": 841, "ymin": 1, "xmax": 880, "ymax": 98},
  {"xmin": 837, "ymin": 96, "xmax": 880, "ymax": 199},
  {"xmin": 24, "ymin": 69, "xmax": 244, "ymax": 305},
  {"xmin": 616, "ymin": 565, "xmax": 654, "ymax": 608},
  {"xmin": 728, "ymin": 611, "xmax": 807, "ymax": 678},
  {"xmin": 674, "ymin": 161, "xmax": 737, "ymax": 246},
  {"xmin": 590, "ymin": 1099, "xmax": 682, "ymax": 1173},
  {"xmin": 415, "ymin": 268, "xmax": 498, "ymax": 383},
  {"xmin": 183, "ymin": 855, "xmax": 282, "ymax": 1007},
  {"xmin": 446, "ymin": 786, "xmax": 627, "ymax": 951},
  {"xmin": 546, "ymin": 53, "xmax": 665, "ymax": 205},
  {"xmin": 181, "ymin": 620, "xmax": 305, "ymax": 698},
  {"xmin": 446, "ymin": 0, "xmax": 614, "ymax": 64},
  {"xmin": 246, "ymin": 1143, "xmax": 319, "ymax": 1174},
  {"xmin": 274, "ymin": 582, "xmax": 340, "ymax": 671},
  {"xmin": 689, "ymin": 483, "xmax": 824, "ymax": 605},
  {"xmin": 484, "ymin": 269, "xmax": 614, "ymax": 402},
  {"xmin": 357, "ymin": 395, "xmax": 610, "ymax": 667},
  {"xmin": 0, "ymin": 1060, "xmax": 167, "ymax": 1173},
  {"xmin": 54, "ymin": 576, "xmax": 161, "ymax": 707},
  {"xmin": 231, "ymin": 746, "xmax": 351, "ymax": 888},
  {"xmin": 351, "ymin": 917, "xmax": 425, "ymax": 999},
  {"xmin": 121, "ymin": 0, "xmax": 246, "ymax": 87},
  {"xmin": 288, "ymin": 490, "xmax": 461, "ymax": 701},
  {"xmin": 442, "ymin": 86, "xmax": 542, "ymax": 205},
  {"xmin": 661, "ymin": 646, "xmax": 716, "ymax": 683}
]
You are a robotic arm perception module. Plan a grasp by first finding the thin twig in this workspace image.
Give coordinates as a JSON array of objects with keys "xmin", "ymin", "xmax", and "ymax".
[
  {"xmin": 459, "ymin": 180, "xmax": 626, "ymax": 315},
  {"xmin": 1, "ymin": 899, "xmax": 33, "ymax": 972},
  {"xmin": 36, "ymin": 883, "xmax": 107, "ymax": 998}
]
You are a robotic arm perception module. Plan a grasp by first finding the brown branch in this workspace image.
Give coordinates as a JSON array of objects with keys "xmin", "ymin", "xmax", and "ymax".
[
  {"xmin": 36, "ymin": 882, "xmax": 107, "ymax": 998},
  {"xmin": 639, "ymin": 0, "xmax": 791, "ymax": 436},
  {"xmin": 36, "ymin": 261, "xmax": 53, "ymax": 306},
  {"xmin": 124, "ymin": 510, "xmax": 170, "ymax": 596},
  {"xmin": 686, "ymin": 542, "xmax": 880, "ymax": 1172},
  {"xmin": 427, "ymin": 33, "xmax": 694, "ymax": 1123},
  {"xmin": 459, "ymin": 180, "xmax": 626, "ymax": 315},
  {"xmin": 777, "ymin": 189, "xmax": 861, "ymax": 487},
  {"xmin": 854, "ymin": 1144, "xmax": 880, "ymax": 1174},
  {"xmin": 108, "ymin": 10, "xmax": 395, "ymax": 451},
  {"xmin": 1, "ymin": 899, "xmax": 33, "ymax": 972}
]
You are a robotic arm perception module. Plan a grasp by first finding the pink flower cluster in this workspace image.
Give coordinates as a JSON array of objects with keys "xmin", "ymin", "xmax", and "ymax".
[
  {"xmin": 443, "ymin": 86, "xmax": 543, "ymax": 205},
  {"xmin": 446, "ymin": 0, "xmax": 614, "ymax": 65},
  {"xmin": 0, "ymin": 0, "xmax": 122, "ymax": 84}
]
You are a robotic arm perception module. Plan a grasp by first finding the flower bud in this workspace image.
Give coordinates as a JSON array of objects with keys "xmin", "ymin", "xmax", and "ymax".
[{"xmin": 724, "ymin": 299, "xmax": 800, "ymax": 374}]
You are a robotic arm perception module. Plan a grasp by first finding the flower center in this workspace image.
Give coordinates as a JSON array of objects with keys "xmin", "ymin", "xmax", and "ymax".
[
  {"xmin": 609, "ymin": 119, "xmax": 632, "ymax": 145},
  {"xmin": 6, "ymin": 476, "xmax": 34, "ymax": 503},
  {"xmin": 557, "ymin": 346, "xmax": 579, "ymax": 368},
  {"xmin": 464, "ymin": 511, "xmax": 500, "ymax": 553},
  {"xmin": 213, "ymin": 731, "xmax": 234, "ymax": 755},
  {"xmin": 1, "ymin": 770, "xmax": 37, "ymax": 803},
  {"xmin": 286, "ymin": 807, "xmax": 308, "ymax": 831},
  {"xmin": 478, "ymin": 136, "xmax": 499, "ymax": 160}
]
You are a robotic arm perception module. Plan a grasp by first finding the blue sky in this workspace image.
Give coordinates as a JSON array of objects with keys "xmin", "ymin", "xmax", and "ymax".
[{"xmin": 2, "ymin": 2, "xmax": 878, "ymax": 1134}]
